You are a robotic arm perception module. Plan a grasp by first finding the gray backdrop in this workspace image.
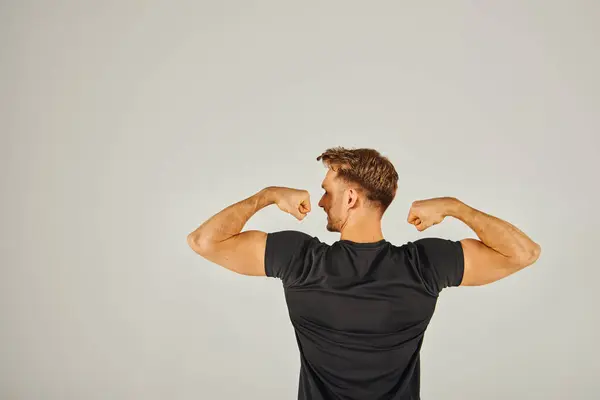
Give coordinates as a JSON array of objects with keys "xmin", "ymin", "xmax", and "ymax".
[{"xmin": 2, "ymin": 1, "xmax": 598, "ymax": 399}]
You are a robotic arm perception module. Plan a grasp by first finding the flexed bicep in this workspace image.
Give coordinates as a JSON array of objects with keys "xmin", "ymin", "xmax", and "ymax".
[
  {"xmin": 459, "ymin": 238, "xmax": 526, "ymax": 286},
  {"xmin": 188, "ymin": 230, "xmax": 268, "ymax": 276}
]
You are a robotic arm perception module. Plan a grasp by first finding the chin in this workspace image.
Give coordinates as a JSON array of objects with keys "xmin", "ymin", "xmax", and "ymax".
[{"xmin": 325, "ymin": 215, "xmax": 338, "ymax": 232}]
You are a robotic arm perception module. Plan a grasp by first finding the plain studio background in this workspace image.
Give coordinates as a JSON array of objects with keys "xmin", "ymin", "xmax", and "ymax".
[{"xmin": 1, "ymin": 1, "xmax": 598, "ymax": 399}]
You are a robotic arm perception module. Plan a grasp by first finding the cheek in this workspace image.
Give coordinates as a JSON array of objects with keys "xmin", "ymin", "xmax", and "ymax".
[{"xmin": 328, "ymin": 200, "xmax": 337, "ymax": 213}]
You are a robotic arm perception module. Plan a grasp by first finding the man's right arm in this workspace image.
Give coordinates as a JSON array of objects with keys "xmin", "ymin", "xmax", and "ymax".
[
  {"xmin": 408, "ymin": 197, "xmax": 542, "ymax": 287},
  {"xmin": 447, "ymin": 199, "xmax": 542, "ymax": 286}
]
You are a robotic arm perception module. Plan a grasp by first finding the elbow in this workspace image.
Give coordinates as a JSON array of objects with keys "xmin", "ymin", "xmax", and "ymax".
[
  {"xmin": 187, "ymin": 233, "xmax": 209, "ymax": 255},
  {"xmin": 514, "ymin": 242, "xmax": 542, "ymax": 268},
  {"xmin": 533, "ymin": 242, "xmax": 541, "ymax": 257},
  {"xmin": 530, "ymin": 242, "xmax": 542, "ymax": 264},
  {"xmin": 187, "ymin": 234, "xmax": 199, "ymax": 251},
  {"xmin": 527, "ymin": 242, "xmax": 542, "ymax": 265}
]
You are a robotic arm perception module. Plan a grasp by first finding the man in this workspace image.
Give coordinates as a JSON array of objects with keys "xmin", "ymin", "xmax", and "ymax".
[{"xmin": 187, "ymin": 147, "xmax": 541, "ymax": 399}]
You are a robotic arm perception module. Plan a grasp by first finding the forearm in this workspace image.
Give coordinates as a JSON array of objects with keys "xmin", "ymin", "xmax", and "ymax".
[
  {"xmin": 446, "ymin": 198, "xmax": 541, "ymax": 264},
  {"xmin": 188, "ymin": 187, "xmax": 275, "ymax": 246}
]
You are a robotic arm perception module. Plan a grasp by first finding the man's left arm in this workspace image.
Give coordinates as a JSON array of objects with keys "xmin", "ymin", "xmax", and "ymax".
[{"xmin": 187, "ymin": 186, "xmax": 311, "ymax": 276}]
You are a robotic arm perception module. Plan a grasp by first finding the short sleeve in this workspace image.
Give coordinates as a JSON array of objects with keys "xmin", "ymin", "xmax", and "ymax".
[
  {"xmin": 411, "ymin": 237, "xmax": 465, "ymax": 296},
  {"xmin": 264, "ymin": 230, "xmax": 319, "ymax": 287}
]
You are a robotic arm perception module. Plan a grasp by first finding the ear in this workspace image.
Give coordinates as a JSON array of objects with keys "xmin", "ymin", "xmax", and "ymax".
[{"xmin": 346, "ymin": 188, "xmax": 359, "ymax": 209}]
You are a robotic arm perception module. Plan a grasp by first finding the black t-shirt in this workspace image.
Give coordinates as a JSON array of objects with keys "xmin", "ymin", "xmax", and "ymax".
[{"xmin": 264, "ymin": 230, "xmax": 464, "ymax": 400}]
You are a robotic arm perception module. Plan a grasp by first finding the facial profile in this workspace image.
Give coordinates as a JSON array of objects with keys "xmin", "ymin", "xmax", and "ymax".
[{"xmin": 318, "ymin": 168, "xmax": 357, "ymax": 233}]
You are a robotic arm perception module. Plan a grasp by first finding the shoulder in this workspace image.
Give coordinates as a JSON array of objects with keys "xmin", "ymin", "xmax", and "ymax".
[
  {"xmin": 396, "ymin": 237, "xmax": 465, "ymax": 295},
  {"xmin": 404, "ymin": 237, "xmax": 463, "ymax": 256},
  {"xmin": 266, "ymin": 229, "xmax": 315, "ymax": 242},
  {"xmin": 265, "ymin": 230, "xmax": 326, "ymax": 252},
  {"xmin": 264, "ymin": 230, "xmax": 328, "ymax": 283}
]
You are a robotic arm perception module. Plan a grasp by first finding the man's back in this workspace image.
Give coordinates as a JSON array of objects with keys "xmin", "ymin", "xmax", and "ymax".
[
  {"xmin": 265, "ymin": 231, "xmax": 465, "ymax": 400},
  {"xmin": 189, "ymin": 182, "xmax": 541, "ymax": 398}
]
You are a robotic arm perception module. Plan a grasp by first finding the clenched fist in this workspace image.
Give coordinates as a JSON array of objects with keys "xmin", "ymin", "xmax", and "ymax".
[
  {"xmin": 407, "ymin": 197, "xmax": 457, "ymax": 231},
  {"xmin": 269, "ymin": 186, "xmax": 311, "ymax": 221}
]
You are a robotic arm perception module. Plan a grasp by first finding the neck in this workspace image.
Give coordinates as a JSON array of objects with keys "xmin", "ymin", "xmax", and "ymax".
[{"xmin": 339, "ymin": 216, "xmax": 384, "ymax": 243}]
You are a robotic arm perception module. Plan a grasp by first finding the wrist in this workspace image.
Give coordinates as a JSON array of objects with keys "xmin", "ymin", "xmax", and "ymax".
[
  {"xmin": 446, "ymin": 198, "xmax": 477, "ymax": 224},
  {"xmin": 443, "ymin": 197, "xmax": 465, "ymax": 218},
  {"xmin": 259, "ymin": 187, "xmax": 278, "ymax": 206}
]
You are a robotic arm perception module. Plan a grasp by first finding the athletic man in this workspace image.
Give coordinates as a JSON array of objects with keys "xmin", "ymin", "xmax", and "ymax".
[{"xmin": 187, "ymin": 147, "xmax": 541, "ymax": 399}]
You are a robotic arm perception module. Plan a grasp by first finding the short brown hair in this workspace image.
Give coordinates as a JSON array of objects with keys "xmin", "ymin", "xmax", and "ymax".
[{"xmin": 316, "ymin": 146, "xmax": 398, "ymax": 213}]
